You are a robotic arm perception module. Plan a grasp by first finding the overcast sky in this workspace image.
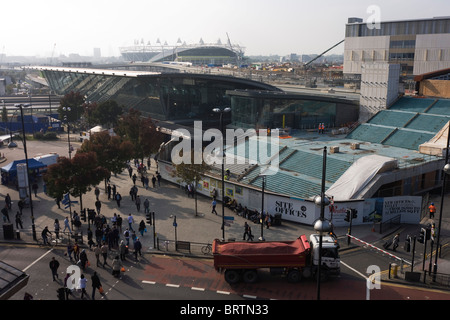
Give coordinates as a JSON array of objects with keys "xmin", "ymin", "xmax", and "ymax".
[{"xmin": 1, "ymin": 0, "xmax": 448, "ymax": 57}]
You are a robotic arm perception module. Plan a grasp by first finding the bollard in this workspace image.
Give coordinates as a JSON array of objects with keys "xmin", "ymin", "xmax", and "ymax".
[
  {"xmin": 391, "ymin": 263, "xmax": 398, "ymax": 278},
  {"xmin": 16, "ymin": 230, "xmax": 20, "ymax": 240}
]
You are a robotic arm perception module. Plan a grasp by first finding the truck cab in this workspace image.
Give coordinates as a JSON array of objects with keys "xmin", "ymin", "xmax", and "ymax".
[{"xmin": 309, "ymin": 233, "xmax": 341, "ymax": 279}]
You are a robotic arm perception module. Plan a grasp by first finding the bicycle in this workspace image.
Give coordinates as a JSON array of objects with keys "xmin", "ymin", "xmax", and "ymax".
[
  {"xmin": 40, "ymin": 233, "xmax": 54, "ymax": 246},
  {"xmin": 201, "ymin": 242, "xmax": 212, "ymax": 255}
]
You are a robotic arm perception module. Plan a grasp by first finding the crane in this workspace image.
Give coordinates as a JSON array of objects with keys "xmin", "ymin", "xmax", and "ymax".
[{"xmin": 304, "ymin": 39, "xmax": 344, "ymax": 68}]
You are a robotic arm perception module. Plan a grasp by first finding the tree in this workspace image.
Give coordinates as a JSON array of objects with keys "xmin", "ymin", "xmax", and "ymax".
[
  {"xmin": 44, "ymin": 152, "xmax": 109, "ymax": 212},
  {"xmin": 58, "ymin": 91, "xmax": 84, "ymax": 123},
  {"xmin": 115, "ymin": 108, "xmax": 164, "ymax": 162},
  {"xmin": 79, "ymin": 130, "xmax": 134, "ymax": 176},
  {"xmin": 174, "ymin": 149, "xmax": 211, "ymax": 216},
  {"xmin": 92, "ymin": 100, "xmax": 123, "ymax": 128}
]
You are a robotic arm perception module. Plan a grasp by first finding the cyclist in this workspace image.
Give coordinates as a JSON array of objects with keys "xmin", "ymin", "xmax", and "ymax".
[{"xmin": 41, "ymin": 226, "xmax": 52, "ymax": 245}]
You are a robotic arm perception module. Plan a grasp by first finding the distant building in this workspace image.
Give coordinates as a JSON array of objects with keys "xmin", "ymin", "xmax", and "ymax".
[
  {"xmin": 344, "ymin": 16, "xmax": 450, "ymax": 79},
  {"xmin": 93, "ymin": 48, "xmax": 101, "ymax": 59}
]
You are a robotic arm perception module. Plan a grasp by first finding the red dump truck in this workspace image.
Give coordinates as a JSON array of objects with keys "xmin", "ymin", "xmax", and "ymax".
[{"xmin": 212, "ymin": 234, "xmax": 340, "ymax": 284}]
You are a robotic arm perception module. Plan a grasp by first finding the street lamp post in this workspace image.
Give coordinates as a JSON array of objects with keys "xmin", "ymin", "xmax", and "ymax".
[
  {"xmin": 434, "ymin": 126, "xmax": 450, "ymax": 279},
  {"xmin": 260, "ymin": 175, "xmax": 266, "ymax": 241},
  {"xmin": 313, "ymin": 146, "xmax": 330, "ymax": 300},
  {"xmin": 63, "ymin": 107, "xmax": 72, "ymax": 159},
  {"xmin": 15, "ymin": 103, "xmax": 37, "ymax": 241},
  {"xmin": 212, "ymin": 107, "xmax": 231, "ymax": 241}
]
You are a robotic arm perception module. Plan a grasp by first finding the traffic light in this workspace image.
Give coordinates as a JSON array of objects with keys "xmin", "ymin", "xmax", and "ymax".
[
  {"xmin": 418, "ymin": 228, "xmax": 425, "ymax": 243},
  {"xmin": 146, "ymin": 212, "xmax": 153, "ymax": 224},
  {"xmin": 80, "ymin": 209, "xmax": 86, "ymax": 222},
  {"xmin": 344, "ymin": 209, "xmax": 351, "ymax": 222},
  {"xmin": 351, "ymin": 209, "xmax": 358, "ymax": 219}
]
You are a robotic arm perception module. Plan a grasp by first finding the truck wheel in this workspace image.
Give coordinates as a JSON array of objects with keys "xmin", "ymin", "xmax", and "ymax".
[
  {"xmin": 243, "ymin": 270, "xmax": 258, "ymax": 283},
  {"xmin": 287, "ymin": 269, "xmax": 301, "ymax": 283},
  {"xmin": 224, "ymin": 270, "xmax": 241, "ymax": 284}
]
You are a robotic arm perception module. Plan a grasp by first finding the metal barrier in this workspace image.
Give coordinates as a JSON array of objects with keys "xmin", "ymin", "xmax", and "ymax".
[
  {"xmin": 156, "ymin": 238, "xmax": 212, "ymax": 256},
  {"xmin": 423, "ymin": 270, "xmax": 450, "ymax": 287},
  {"xmin": 346, "ymin": 234, "xmax": 411, "ymax": 265}
]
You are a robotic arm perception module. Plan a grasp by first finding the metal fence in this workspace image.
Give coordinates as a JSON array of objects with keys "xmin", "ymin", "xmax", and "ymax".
[
  {"xmin": 155, "ymin": 238, "xmax": 214, "ymax": 257},
  {"xmin": 423, "ymin": 270, "xmax": 450, "ymax": 287}
]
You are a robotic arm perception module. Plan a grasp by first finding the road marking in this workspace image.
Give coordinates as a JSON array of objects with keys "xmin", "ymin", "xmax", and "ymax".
[
  {"xmin": 243, "ymin": 294, "xmax": 257, "ymax": 299},
  {"xmin": 191, "ymin": 287, "xmax": 205, "ymax": 291},
  {"xmin": 340, "ymin": 260, "xmax": 368, "ymax": 279},
  {"xmin": 23, "ymin": 248, "xmax": 53, "ymax": 272},
  {"xmin": 166, "ymin": 283, "xmax": 180, "ymax": 288},
  {"xmin": 142, "ymin": 280, "xmax": 156, "ymax": 285},
  {"xmin": 217, "ymin": 290, "xmax": 230, "ymax": 295}
]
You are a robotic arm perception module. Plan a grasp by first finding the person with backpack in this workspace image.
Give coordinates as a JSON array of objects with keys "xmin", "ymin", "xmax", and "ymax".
[{"xmin": 115, "ymin": 192, "xmax": 122, "ymax": 207}]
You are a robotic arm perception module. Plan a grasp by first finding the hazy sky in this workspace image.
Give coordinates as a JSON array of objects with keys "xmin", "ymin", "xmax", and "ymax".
[{"xmin": 1, "ymin": 0, "xmax": 448, "ymax": 57}]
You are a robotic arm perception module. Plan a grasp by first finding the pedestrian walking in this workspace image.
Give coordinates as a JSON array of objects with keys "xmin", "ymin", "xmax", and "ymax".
[
  {"xmin": 129, "ymin": 186, "xmax": 136, "ymax": 201},
  {"xmin": 429, "ymin": 202, "xmax": 436, "ymax": 219},
  {"xmin": 54, "ymin": 218, "xmax": 60, "ymax": 240},
  {"xmin": 135, "ymin": 195, "xmax": 141, "ymax": 212},
  {"xmin": 119, "ymin": 240, "xmax": 127, "ymax": 261},
  {"xmin": 112, "ymin": 185, "xmax": 117, "ymax": 199},
  {"xmin": 211, "ymin": 199, "xmax": 218, "ymax": 215},
  {"xmin": 94, "ymin": 187, "xmax": 100, "ymax": 200},
  {"xmin": 115, "ymin": 192, "xmax": 122, "ymax": 207},
  {"xmin": 138, "ymin": 220, "xmax": 146, "ymax": 237},
  {"xmin": 18, "ymin": 199, "xmax": 24, "ymax": 214},
  {"xmin": 79, "ymin": 249, "xmax": 89, "ymax": 271},
  {"xmin": 63, "ymin": 216, "xmax": 72, "ymax": 234},
  {"xmin": 79, "ymin": 274, "xmax": 88, "ymax": 299},
  {"xmin": 243, "ymin": 222, "xmax": 250, "ymax": 240},
  {"xmin": 247, "ymin": 226, "xmax": 254, "ymax": 241},
  {"xmin": 63, "ymin": 273, "xmax": 73, "ymax": 300},
  {"xmin": 157, "ymin": 172, "xmax": 161, "ymax": 186},
  {"xmin": 91, "ymin": 272, "xmax": 102, "ymax": 300},
  {"xmin": 66, "ymin": 243, "xmax": 74, "ymax": 261},
  {"xmin": 15, "ymin": 211, "xmax": 23, "ymax": 229},
  {"xmin": 134, "ymin": 237, "xmax": 142, "ymax": 260},
  {"xmin": 5, "ymin": 193, "xmax": 11, "ymax": 210},
  {"xmin": 94, "ymin": 244, "xmax": 101, "ymax": 267},
  {"xmin": 144, "ymin": 198, "xmax": 150, "ymax": 213},
  {"xmin": 392, "ymin": 233, "xmax": 400, "ymax": 251},
  {"xmin": 132, "ymin": 173, "xmax": 137, "ymax": 185},
  {"xmin": 151, "ymin": 175, "xmax": 156, "ymax": 188},
  {"xmin": 111, "ymin": 255, "xmax": 122, "ymax": 278},
  {"xmin": 101, "ymin": 242, "xmax": 108, "ymax": 267},
  {"xmin": 107, "ymin": 184, "xmax": 111, "ymax": 200},
  {"xmin": 1, "ymin": 205, "xmax": 10, "ymax": 223},
  {"xmin": 127, "ymin": 213, "xmax": 134, "ymax": 231},
  {"xmin": 73, "ymin": 243, "xmax": 80, "ymax": 262},
  {"xmin": 117, "ymin": 214, "xmax": 123, "ymax": 232},
  {"xmin": 95, "ymin": 199, "xmax": 101, "ymax": 214},
  {"xmin": 49, "ymin": 257, "xmax": 60, "ymax": 281}
]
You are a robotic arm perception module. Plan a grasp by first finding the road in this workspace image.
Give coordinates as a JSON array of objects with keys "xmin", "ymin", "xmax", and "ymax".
[{"xmin": 2, "ymin": 242, "xmax": 450, "ymax": 302}]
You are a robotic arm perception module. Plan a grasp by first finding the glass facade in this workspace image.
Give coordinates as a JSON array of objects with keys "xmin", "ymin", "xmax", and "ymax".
[
  {"xmin": 346, "ymin": 18, "xmax": 450, "ymax": 37},
  {"xmin": 39, "ymin": 68, "xmax": 280, "ymax": 127},
  {"xmin": 228, "ymin": 91, "xmax": 340, "ymax": 130}
]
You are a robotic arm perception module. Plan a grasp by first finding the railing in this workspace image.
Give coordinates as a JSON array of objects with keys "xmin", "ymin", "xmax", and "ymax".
[
  {"xmin": 155, "ymin": 238, "xmax": 214, "ymax": 257},
  {"xmin": 423, "ymin": 270, "xmax": 450, "ymax": 287},
  {"xmin": 378, "ymin": 214, "xmax": 401, "ymax": 234}
]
